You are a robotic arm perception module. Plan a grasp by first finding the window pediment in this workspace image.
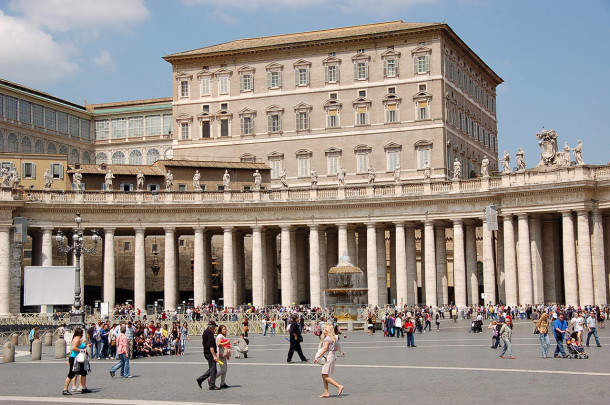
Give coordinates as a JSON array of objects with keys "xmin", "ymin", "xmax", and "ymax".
[
  {"xmin": 382, "ymin": 94, "xmax": 402, "ymax": 103},
  {"xmin": 265, "ymin": 63, "xmax": 284, "ymax": 71},
  {"xmin": 293, "ymin": 59, "xmax": 312, "ymax": 68},
  {"xmin": 240, "ymin": 153, "xmax": 256, "ymax": 162},
  {"xmin": 294, "ymin": 102, "xmax": 313, "ymax": 111},
  {"xmin": 266, "ymin": 105, "xmax": 284, "ymax": 113},
  {"xmin": 175, "ymin": 72, "xmax": 193, "ymax": 81},
  {"xmin": 238, "ymin": 65, "xmax": 255, "ymax": 73},
  {"xmin": 411, "ymin": 46, "xmax": 432, "ymax": 55},
  {"xmin": 197, "ymin": 111, "xmax": 213, "ymax": 120},
  {"xmin": 323, "ymin": 100, "xmax": 343, "ymax": 109},
  {"xmin": 268, "ymin": 151, "xmax": 284, "ymax": 160},
  {"xmin": 214, "ymin": 110, "xmax": 233, "ymax": 118},
  {"xmin": 214, "ymin": 68, "xmax": 232, "ymax": 77},
  {"xmin": 381, "ymin": 49, "xmax": 401, "ymax": 59},
  {"xmin": 238, "ymin": 107, "xmax": 257, "ymax": 116},
  {"xmin": 384, "ymin": 142, "xmax": 402, "ymax": 152},
  {"xmin": 413, "ymin": 91, "xmax": 432, "ymax": 100},
  {"xmin": 325, "ymin": 147, "xmax": 342, "ymax": 156},
  {"xmin": 352, "ymin": 97, "xmax": 372, "ymax": 107},
  {"xmin": 196, "ymin": 69, "xmax": 212, "ymax": 79},
  {"xmin": 322, "ymin": 56, "xmax": 342, "ymax": 65},
  {"xmin": 414, "ymin": 140, "xmax": 433, "ymax": 148},
  {"xmin": 351, "ymin": 53, "xmax": 371, "ymax": 62},
  {"xmin": 176, "ymin": 113, "xmax": 193, "ymax": 122},
  {"xmin": 353, "ymin": 144, "xmax": 372, "ymax": 154},
  {"xmin": 296, "ymin": 149, "xmax": 312, "ymax": 157}
]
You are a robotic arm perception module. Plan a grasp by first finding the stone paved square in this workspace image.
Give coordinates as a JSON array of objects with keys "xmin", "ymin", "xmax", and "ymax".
[{"xmin": 2, "ymin": 319, "xmax": 610, "ymax": 404}]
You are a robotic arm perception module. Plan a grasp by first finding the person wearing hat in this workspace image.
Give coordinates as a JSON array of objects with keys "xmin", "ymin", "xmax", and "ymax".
[{"xmin": 196, "ymin": 321, "xmax": 220, "ymax": 390}]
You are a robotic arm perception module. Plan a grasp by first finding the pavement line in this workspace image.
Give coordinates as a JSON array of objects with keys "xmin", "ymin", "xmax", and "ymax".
[{"xmin": 0, "ymin": 396, "xmax": 238, "ymax": 405}]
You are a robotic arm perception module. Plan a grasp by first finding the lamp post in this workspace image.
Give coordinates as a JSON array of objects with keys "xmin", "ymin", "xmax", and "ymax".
[{"xmin": 55, "ymin": 213, "xmax": 100, "ymax": 330}]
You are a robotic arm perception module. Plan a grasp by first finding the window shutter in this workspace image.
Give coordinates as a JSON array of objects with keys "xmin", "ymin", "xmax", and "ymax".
[
  {"xmin": 295, "ymin": 113, "xmax": 299, "ymax": 129},
  {"xmin": 306, "ymin": 67, "xmax": 310, "ymax": 85},
  {"xmin": 395, "ymin": 59, "xmax": 399, "ymax": 77},
  {"xmin": 425, "ymin": 55, "xmax": 430, "ymax": 73},
  {"xmin": 278, "ymin": 115, "xmax": 281, "ymax": 132},
  {"xmin": 240, "ymin": 117, "xmax": 244, "ymax": 134},
  {"xmin": 383, "ymin": 60, "xmax": 387, "ymax": 77},
  {"xmin": 267, "ymin": 115, "xmax": 272, "ymax": 132},
  {"xmin": 21, "ymin": 162, "xmax": 25, "ymax": 178},
  {"xmin": 336, "ymin": 67, "xmax": 340, "ymax": 83},
  {"xmin": 32, "ymin": 162, "xmax": 36, "ymax": 179},
  {"xmin": 59, "ymin": 163, "xmax": 64, "ymax": 179},
  {"xmin": 324, "ymin": 66, "xmax": 329, "ymax": 83},
  {"xmin": 278, "ymin": 72, "xmax": 282, "ymax": 87},
  {"xmin": 295, "ymin": 68, "xmax": 299, "ymax": 86},
  {"xmin": 239, "ymin": 75, "xmax": 244, "ymax": 91},
  {"xmin": 267, "ymin": 72, "xmax": 271, "ymax": 88},
  {"xmin": 353, "ymin": 63, "xmax": 358, "ymax": 80},
  {"xmin": 365, "ymin": 62, "xmax": 369, "ymax": 79}
]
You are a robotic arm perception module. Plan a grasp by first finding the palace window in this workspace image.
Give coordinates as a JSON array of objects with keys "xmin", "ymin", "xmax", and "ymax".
[
  {"xmin": 296, "ymin": 150, "xmax": 312, "ymax": 178},
  {"xmin": 356, "ymin": 106, "xmax": 368, "ymax": 125},
  {"xmin": 325, "ymin": 147, "xmax": 342, "ymax": 175},
  {"xmin": 50, "ymin": 163, "xmax": 64, "ymax": 179},
  {"xmin": 128, "ymin": 116, "xmax": 144, "ymax": 138},
  {"xmin": 266, "ymin": 63, "xmax": 284, "ymax": 89},
  {"xmin": 266, "ymin": 105, "xmax": 284, "ymax": 133},
  {"xmin": 354, "ymin": 62, "xmax": 368, "ymax": 80},
  {"xmin": 22, "ymin": 162, "xmax": 35, "ymax": 179},
  {"xmin": 220, "ymin": 119, "xmax": 229, "ymax": 137},
  {"xmin": 327, "ymin": 109, "xmax": 339, "ymax": 128},
  {"xmin": 238, "ymin": 66, "xmax": 255, "ymax": 93},
  {"xmin": 112, "ymin": 151, "xmax": 125, "ymax": 164},
  {"xmin": 181, "ymin": 122, "xmax": 190, "ymax": 139},
  {"xmin": 354, "ymin": 145, "xmax": 371, "ymax": 173},
  {"xmin": 218, "ymin": 76, "xmax": 229, "ymax": 94},
  {"xmin": 384, "ymin": 143, "xmax": 402, "ymax": 171},
  {"xmin": 111, "ymin": 118, "xmax": 126, "ymax": 139},
  {"xmin": 145, "ymin": 115, "xmax": 161, "ymax": 136},
  {"xmin": 201, "ymin": 77, "xmax": 211, "ymax": 96},
  {"xmin": 180, "ymin": 81, "xmax": 189, "ymax": 97}
]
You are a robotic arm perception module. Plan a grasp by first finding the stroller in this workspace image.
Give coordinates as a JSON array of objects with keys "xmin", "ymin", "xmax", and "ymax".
[
  {"xmin": 566, "ymin": 332, "xmax": 589, "ymax": 359},
  {"xmin": 469, "ymin": 319, "xmax": 483, "ymax": 333}
]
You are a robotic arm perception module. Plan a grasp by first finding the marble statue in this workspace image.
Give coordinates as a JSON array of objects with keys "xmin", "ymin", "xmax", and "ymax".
[
  {"xmin": 165, "ymin": 170, "xmax": 174, "ymax": 191},
  {"xmin": 280, "ymin": 167, "xmax": 288, "ymax": 188},
  {"xmin": 1, "ymin": 167, "xmax": 10, "ymax": 188},
  {"xmin": 516, "ymin": 147, "xmax": 526, "ymax": 171},
  {"xmin": 193, "ymin": 170, "xmax": 201, "ymax": 190},
  {"xmin": 105, "ymin": 169, "xmax": 115, "ymax": 191},
  {"xmin": 453, "ymin": 158, "xmax": 461, "ymax": 179},
  {"xmin": 337, "ymin": 167, "xmax": 346, "ymax": 186},
  {"xmin": 501, "ymin": 150, "xmax": 511, "ymax": 173},
  {"xmin": 43, "ymin": 168, "xmax": 53, "ymax": 189},
  {"xmin": 136, "ymin": 170, "xmax": 145, "ymax": 191},
  {"xmin": 73, "ymin": 169, "xmax": 83, "ymax": 191},
  {"xmin": 573, "ymin": 140, "xmax": 584, "ymax": 165},
  {"xmin": 367, "ymin": 165, "xmax": 376, "ymax": 184},
  {"xmin": 561, "ymin": 142, "xmax": 571, "ymax": 167},
  {"xmin": 481, "ymin": 156, "xmax": 489, "ymax": 177},
  {"xmin": 393, "ymin": 164, "xmax": 401, "ymax": 184},
  {"xmin": 9, "ymin": 167, "xmax": 20, "ymax": 188},
  {"xmin": 536, "ymin": 128, "xmax": 559, "ymax": 167},
  {"xmin": 423, "ymin": 162, "xmax": 431, "ymax": 181},
  {"xmin": 223, "ymin": 170, "xmax": 231, "ymax": 190},
  {"xmin": 310, "ymin": 168, "xmax": 318, "ymax": 187},
  {"xmin": 253, "ymin": 170, "xmax": 262, "ymax": 190}
]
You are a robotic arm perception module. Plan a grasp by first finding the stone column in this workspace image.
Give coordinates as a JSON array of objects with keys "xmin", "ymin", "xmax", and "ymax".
[
  {"xmin": 562, "ymin": 211, "xmax": 578, "ymax": 306},
  {"xmin": 338, "ymin": 224, "xmax": 348, "ymax": 259},
  {"xmin": 496, "ymin": 220, "xmax": 506, "ymax": 304},
  {"xmin": 366, "ymin": 223, "xmax": 379, "ymax": 306},
  {"xmin": 319, "ymin": 228, "xmax": 328, "ymax": 296},
  {"xmin": 576, "ymin": 210, "xmax": 594, "ymax": 306},
  {"xmin": 0, "ymin": 226, "xmax": 11, "ymax": 316},
  {"xmin": 405, "ymin": 223, "xmax": 417, "ymax": 306},
  {"xmin": 193, "ymin": 227, "xmax": 204, "ymax": 307},
  {"xmin": 395, "ymin": 222, "xmax": 407, "ymax": 306},
  {"xmin": 529, "ymin": 217, "xmax": 544, "ymax": 304},
  {"xmin": 252, "ymin": 226, "xmax": 263, "ymax": 307},
  {"xmin": 389, "ymin": 229, "xmax": 396, "ymax": 304},
  {"xmin": 591, "ymin": 210, "xmax": 607, "ymax": 305},
  {"xmin": 103, "ymin": 228, "xmax": 116, "ymax": 308},
  {"xmin": 309, "ymin": 225, "xmax": 321, "ymax": 308},
  {"xmin": 203, "ymin": 232, "xmax": 212, "ymax": 304},
  {"xmin": 482, "ymin": 218, "xmax": 496, "ymax": 304},
  {"xmin": 222, "ymin": 227, "xmax": 235, "ymax": 308},
  {"xmin": 296, "ymin": 230, "xmax": 307, "ymax": 303},
  {"xmin": 466, "ymin": 224, "xmax": 479, "ymax": 306},
  {"xmin": 235, "ymin": 232, "xmax": 245, "ymax": 306},
  {"xmin": 280, "ymin": 226, "xmax": 294, "ymax": 307},
  {"xmin": 163, "ymin": 228, "xmax": 176, "ymax": 310},
  {"xmin": 357, "ymin": 229, "xmax": 367, "ymax": 273},
  {"xmin": 542, "ymin": 219, "xmax": 558, "ymax": 303},
  {"xmin": 435, "ymin": 225, "xmax": 448, "ymax": 306},
  {"xmin": 424, "ymin": 221, "xmax": 437, "ymax": 307},
  {"xmin": 265, "ymin": 231, "xmax": 277, "ymax": 305},
  {"xmin": 260, "ymin": 230, "xmax": 268, "ymax": 305},
  {"xmin": 41, "ymin": 227, "xmax": 54, "ymax": 314},
  {"xmin": 503, "ymin": 216, "xmax": 518, "ymax": 307},
  {"xmin": 517, "ymin": 214, "xmax": 533, "ymax": 305},
  {"xmin": 347, "ymin": 226, "xmax": 357, "ymax": 264},
  {"xmin": 453, "ymin": 220, "xmax": 466, "ymax": 308},
  {"xmin": 290, "ymin": 229, "xmax": 298, "ymax": 304},
  {"xmin": 376, "ymin": 226, "xmax": 387, "ymax": 305},
  {"xmin": 134, "ymin": 228, "xmax": 146, "ymax": 311}
]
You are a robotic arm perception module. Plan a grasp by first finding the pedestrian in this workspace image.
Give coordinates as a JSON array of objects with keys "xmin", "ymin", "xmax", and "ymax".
[
  {"xmin": 233, "ymin": 333, "xmax": 249, "ymax": 358},
  {"xmin": 242, "ymin": 318, "xmax": 249, "ymax": 338},
  {"xmin": 585, "ymin": 310, "xmax": 602, "ymax": 347},
  {"xmin": 314, "ymin": 324, "xmax": 344, "ymax": 398},
  {"xmin": 571, "ymin": 311, "xmax": 585, "ymax": 344},
  {"xmin": 536, "ymin": 313, "xmax": 551, "ymax": 358},
  {"xmin": 405, "ymin": 316, "xmax": 416, "ymax": 347},
  {"xmin": 395, "ymin": 314, "xmax": 404, "ymax": 338},
  {"xmin": 286, "ymin": 314, "xmax": 308, "ymax": 363},
  {"xmin": 62, "ymin": 328, "xmax": 91, "ymax": 395},
  {"xmin": 216, "ymin": 325, "xmax": 231, "ymax": 389},
  {"xmin": 29, "ymin": 326, "xmax": 39, "ymax": 353},
  {"xmin": 196, "ymin": 320, "xmax": 221, "ymax": 390},
  {"xmin": 109, "ymin": 325, "xmax": 131, "ymax": 378},
  {"xmin": 179, "ymin": 321, "xmax": 189, "ymax": 355},
  {"xmin": 435, "ymin": 312, "xmax": 440, "ymax": 331},
  {"xmin": 333, "ymin": 318, "xmax": 347, "ymax": 356},
  {"xmin": 553, "ymin": 313, "xmax": 569, "ymax": 358},
  {"xmin": 498, "ymin": 321, "xmax": 515, "ymax": 359},
  {"xmin": 270, "ymin": 318, "xmax": 276, "ymax": 337}
]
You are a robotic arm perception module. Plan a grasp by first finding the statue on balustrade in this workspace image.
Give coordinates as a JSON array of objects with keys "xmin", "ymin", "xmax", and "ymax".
[
  {"xmin": 9, "ymin": 167, "xmax": 20, "ymax": 188},
  {"xmin": 253, "ymin": 170, "xmax": 262, "ymax": 190},
  {"xmin": 536, "ymin": 128, "xmax": 559, "ymax": 167},
  {"xmin": 337, "ymin": 167, "xmax": 346, "ymax": 186},
  {"xmin": 105, "ymin": 170, "xmax": 115, "ymax": 191},
  {"xmin": 136, "ymin": 170, "xmax": 145, "ymax": 191},
  {"xmin": 561, "ymin": 142, "xmax": 571, "ymax": 167},
  {"xmin": 453, "ymin": 158, "xmax": 461, "ymax": 179},
  {"xmin": 193, "ymin": 170, "xmax": 201, "ymax": 190},
  {"xmin": 393, "ymin": 164, "xmax": 401, "ymax": 184},
  {"xmin": 501, "ymin": 150, "xmax": 511, "ymax": 173},
  {"xmin": 310, "ymin": 168, "xmax": 318, "ymax": 187},
  {"xmin": 516, "ymin": 147, "xmax": 526, "ymax": 171},
  {"xmin": 73, "ymin": 169, "xmax": 83, "ymax": 192},
  {"xmin": 423, "ymin": 162, "xmax": 431, "ymax": 181},
  {"xmin": 1, "ymin": 167, "xmax": 10, "ymax": 188},
  {"xmin": 165, "ymin": 170, "xmax": 174, "ymax": 191},
  {"xmin": 280, "ymin": 167, "xmax": 288, "ymax": 188},
  {"xmin": 43, "ymin": 168, "xmax": 53, "ymax": 189},
  {"xmin": 573, "ymin": 140, "xmax": 584, "ymax": 165},
  {"xmin": 481, "ymin": 156, "xmax": 490, "ymax": 177},
  {"xmin": 367, "ymin": 165, "xmax": 376, "ymax": 184},
  {"xmin": 223, "ymin": 170, "xmax": 231, "ymax": 190}
]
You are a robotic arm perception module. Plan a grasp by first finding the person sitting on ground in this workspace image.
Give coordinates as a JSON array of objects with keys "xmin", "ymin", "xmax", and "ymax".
[{"xmin": 233, "ymin": 333, "xmax": 250, "ymax": 358}]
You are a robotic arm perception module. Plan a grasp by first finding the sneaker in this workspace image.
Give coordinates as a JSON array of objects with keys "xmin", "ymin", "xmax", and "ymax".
[
  {"xmin": 220, "ymin": 383, "xmax": 230, "ymax": 389},
  {"xmin": 209, "ymin": 386, "xmax": 221, "ymax": 390},
  {"xmin": 80, "ymin": 388, "xmax": 92, "ymax": 394},
  {"xmin": 499, "ymin": 355, "xmax": 504, "ymax": 359},
  {"xmin": 553, "ymin": 355, "xmax": 559, "ymax": 358},
  {"xmin": 109, "ymin": 370, "xmax": 115, "ymax": 378},
  {"xmin": 71, "ymin": 387, "xmax": 79, "ymax": 392},
  {"xmin": 302, "ymin": 358, "xmax": 310, "ymax": 362},
  {"xmin": 562, "ymin": 355, "xmax": 569, "ymax": 358},
  {"xmin": 124, "ymin": 375, "xmax": 132, "ymax": 378},
  {"xmin": 509, "ymin": 356, "xmax": 516, "ymax": 359},
  {"xmin": 62, "ymin": 390, "xmax": 72, "ymax": 396}
]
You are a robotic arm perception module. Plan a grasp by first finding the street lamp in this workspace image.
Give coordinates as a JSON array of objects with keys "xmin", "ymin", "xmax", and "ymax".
[{"xmin": 55, "ymin": 212, "xmax": 100, "ymax": 330}]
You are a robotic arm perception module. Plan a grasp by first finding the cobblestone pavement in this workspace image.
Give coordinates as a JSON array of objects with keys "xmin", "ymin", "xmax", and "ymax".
[{"xmin": 1, "ymin": 319, "xmax": 609, "ymax": 404}]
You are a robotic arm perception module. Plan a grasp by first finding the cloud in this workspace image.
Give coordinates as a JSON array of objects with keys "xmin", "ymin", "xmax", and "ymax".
[
  {"xmin": 182, "ymin": 0, "xmax": 437, "ymax": 12},
  {"xmin": 0, "ymin": 11, "xmax": 79, "ymax": 84},
  {"xmin": 8, "ymin": 0, "xmax": 150, "ymax": 32},
  {"xmin": 93, "ymin": 50, "xmax": 117, "ymax": 71}
]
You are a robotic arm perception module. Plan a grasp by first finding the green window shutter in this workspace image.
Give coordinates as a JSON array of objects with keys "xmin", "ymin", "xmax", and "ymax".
[
  {"xmin": 383, "ymin": 60, "xmax": 387, "ymax": 77},
  {"xmin": 267, "ymin": 72, "xmax": 271, "ymax": 88}
]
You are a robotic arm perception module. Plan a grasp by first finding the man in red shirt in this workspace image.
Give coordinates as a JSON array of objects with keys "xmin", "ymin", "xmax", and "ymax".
[{"xmin": 405, "ymin": 316, "xmax": 416, "ymax": 347}]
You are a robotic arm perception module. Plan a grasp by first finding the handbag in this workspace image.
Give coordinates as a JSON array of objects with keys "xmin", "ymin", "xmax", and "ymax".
[
  {"xmin": 75, "ymin": 352, "xmax": 86, "ymax": 363},
  {"xmin": 298, "ymin": 335, "xmax": 303, "ymax": 342},
  {"xmin": 315, "ymin": 348, "xmax": 327, "ymax": 366}
]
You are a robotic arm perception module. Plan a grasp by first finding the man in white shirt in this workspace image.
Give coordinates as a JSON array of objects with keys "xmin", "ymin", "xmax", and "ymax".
[{"xmin": 394, "ymin": 315, "xmax": 403, "ymax": 338}]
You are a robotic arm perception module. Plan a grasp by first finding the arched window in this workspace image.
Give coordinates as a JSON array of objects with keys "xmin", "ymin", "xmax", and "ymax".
[
  {"xmin": 146, "ymin": 148, "xmax": 160, "ymax": 164},
  {"xmin": 8, "ymin": 133, "xmax": 18, "ymax": 152},
  {"xmin": 21, "ymin": 136, "xmax": 32, "ymax": 153},
  {"xmin": 47, "ymin": 142, "xmax": 57, "ymax": 154},
  {"xmin": 112, "ymin": 151, "xmax": 125, "ymax": 164},
  {"xmin": 34, "ymin": 139, "xmax": 44, "ymax": 153},
  {"xmin": 69, "ymin": 148, "xmax": 79, "ymax": 164},
  {"xmin": 96, "ymin": 152, "xmax": 108, "ymax": 164},
  {"xmin": 82, "ymin": 151, "xmax": 91, "ymax": 164},
  {"xmin": 59, "ymin": 145, "xmax": 68, "ymax": 158},
  {"xmin": 129, "ymin": 150, "xmax": 143, "ymax": 165},
  {"xmin": 0, "ymin": 131, "xmax": 4, "ymax": 152}
]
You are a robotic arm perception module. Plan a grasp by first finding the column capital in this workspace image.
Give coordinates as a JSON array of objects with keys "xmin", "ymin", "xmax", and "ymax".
[
  {"xmin": 517, "ymin": 213, "xmax": 529, "ymax": 219},
  {"xmin": 453, "ymin": 218, "xmax": 463, "ymax": 226},
  {"xmin": 280, "ymin": 225, "xmax": 291, "ymax": 231},
  {"xmin": 337, "ymin": 223, "xmax": 348, "ymax": 230},
  {"xmin": 576, "ymin": 210, "xmax": 589, "ymax": 217},
  {"xmin": 135, "ymin": 227, "xmax": 146, "ymax": 235},
  {"xmin": 222, "ymin": 226, "xmax": 233, "ymax": 233},
  {"xmin": 308, "ymin": 224, "xmax": 319, "ymax": 231},
  {"xmin": 164, "ymin": 226, "xmax": 175, "ymax": 233},
  {"xmin": 393, "ymin": 221, "xmax": 405, "ymax": 227},
  {"xmin": 366, "ymin": 222, "xmax": 377, "ymax": 229},
  {"xmin": 251, "ymin": 225, "xmax": 263, "ymax": 233},
  {"xmin": 193, "ymin": 226, "xmax": 205, "ymax": 232},
  {"xmin": 104, "ymin": 227, "xmax": 116, "ymax": 234},
  {"xmin": 502, "ymin": 215, "xmax": 513, "ymax": 223},
  {"xmin": 560, "ymin": 210, "xmax": 573, "ymax": 217},
  {"xmin": 424, "ymin": 219, "xmax": 434, "ymax": 226}
]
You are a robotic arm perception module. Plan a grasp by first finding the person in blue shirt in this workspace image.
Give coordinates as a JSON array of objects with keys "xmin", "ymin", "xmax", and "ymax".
[{"xmin": 552, "ymin": 313, "xmax": 569, "ymax": 358}]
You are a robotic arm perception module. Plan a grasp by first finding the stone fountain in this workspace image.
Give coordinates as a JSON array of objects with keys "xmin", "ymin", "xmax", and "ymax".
[{"xmin": 323, "ymin": 252, "xmax": 368, "ymax": 321}]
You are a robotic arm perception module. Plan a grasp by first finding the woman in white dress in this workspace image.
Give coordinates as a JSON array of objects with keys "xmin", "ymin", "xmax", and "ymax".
[
  {"xmin": 314, "ymin": 324, "xmax": 344, "ymax": 398},
  {"xmin": 215, "ymin": 325, "xmax": 231, "ymax": 389}
]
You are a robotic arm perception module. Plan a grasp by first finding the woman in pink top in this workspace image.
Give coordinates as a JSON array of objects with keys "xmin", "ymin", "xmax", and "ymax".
[{"xmin": 109, "ymin": 325, "xmax": 131, "ymax": 378}]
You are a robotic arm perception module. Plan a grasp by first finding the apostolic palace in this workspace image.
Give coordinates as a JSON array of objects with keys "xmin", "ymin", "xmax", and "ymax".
[{"xmin": 0, "ymin": 21, "xmax": 608, "ymax": 317}]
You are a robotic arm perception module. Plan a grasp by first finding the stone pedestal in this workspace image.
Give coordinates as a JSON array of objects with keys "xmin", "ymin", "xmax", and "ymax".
[
  {"xmin": 43, "ymin": 332, "xmax": 52, "ymax": 346},
  {"xmin": 3, "ymin": 342, "xmax": 14, "ymax": 363},
  {"xmin": 55, "ymin": 338, "xmax": 66, "ymax": 359},
  {"xmin": 11, "ymin": 333, "xmax": 18, "ymax": 347},
  {"xmin": 31, "ymin": 339, "xmax": 42, "ymax": 361}
]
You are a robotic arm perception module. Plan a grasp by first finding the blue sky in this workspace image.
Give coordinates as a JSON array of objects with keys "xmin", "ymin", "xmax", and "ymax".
[{"xmin": 1, "ymin": 0, "xmax": 608, "ymax": 164}]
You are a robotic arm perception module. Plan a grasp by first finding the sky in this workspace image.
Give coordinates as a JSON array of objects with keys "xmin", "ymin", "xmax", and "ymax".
[{"xmin": 0, "ymin": 0, "xmax": 608, "ymax": 164}]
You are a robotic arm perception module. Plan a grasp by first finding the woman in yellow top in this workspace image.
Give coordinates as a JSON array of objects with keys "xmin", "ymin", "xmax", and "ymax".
[{"xmin": 537, "ymin": 313, "xmax": 551, "ymax": 358}]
